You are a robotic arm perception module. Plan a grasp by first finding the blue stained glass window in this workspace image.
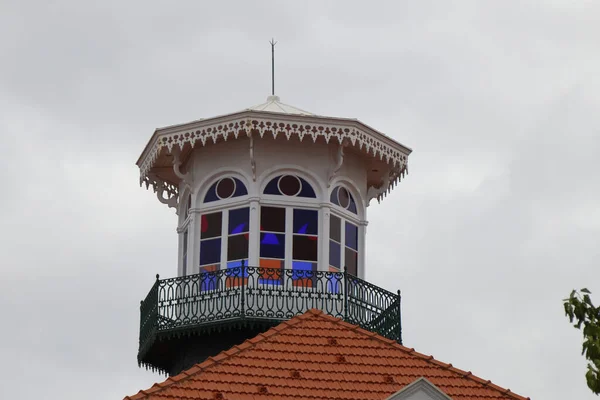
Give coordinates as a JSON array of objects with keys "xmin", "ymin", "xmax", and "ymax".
[
  {"xmin": 233, "ymin": 178, "xmax": 248, "ymax": 197},
  {"xmin": 297, "ymin": 177, "xmax": 316, "ymax": 198},
  {"xmin": 204, "ymin": 177, "xmax": 248, "ymax": 203},
  {"xmin": 292, "ymin": 261, "xmax": 316, "ymax": 280},
  {"xmin": 264, "ymin": 176, "xmax": 280, "ymax": 195},
  {"xmin": 329, "ymin": 240, "xmax": 341, "ymax": 269},
  {"xmin": 260, "ymin": 233, "xmax": 285, "ymax": 259},
  {"xmin": 348, "ymin": 196, "xmax": 357, "ymax": 214},
  {"xmin": 329, "ymin": 187, "xmax": 338, "ymax": 204},
  {"xmin": 229, "ymin": 207, "xmax": 249, "ymax": 234},
  {"xmin": 226, "ymin": 259, "xmax": 249, "ymax": 277},
  {"xmin": 200, "ymin": 238, "xmax": 221, "ymax": 265},
  {"xmin": 263, "ymin": 175, "xmax": 316, "ymax": 198},
  {"xmin": 345, "ymin": 222, "xmax": 358, "ymax": 250},
  {"xmin": 330, "ymin": 186, "xmax": 357, "ymax": 214},
  {"xmin": 293, "ymin": 209, "xmax": 318, "ymax": 235},
  {"xmin": 327, "ymin": 271, "xmax": 342, "ymax": 293},
  {"xmin": 345, "ymin": 248, "xmax": 358, "ymax": 276}
]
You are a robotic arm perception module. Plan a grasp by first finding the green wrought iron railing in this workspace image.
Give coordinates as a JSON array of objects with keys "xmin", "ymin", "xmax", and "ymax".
[{"xmin": 138, "ymin": 266, "xmax": 401, "ymax": 361}]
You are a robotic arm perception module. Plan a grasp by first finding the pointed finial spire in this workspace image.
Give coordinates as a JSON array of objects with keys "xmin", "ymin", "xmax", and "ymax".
[{"xmin": 269, "ymin": 38, "xmax": 277, "ymax": 96}]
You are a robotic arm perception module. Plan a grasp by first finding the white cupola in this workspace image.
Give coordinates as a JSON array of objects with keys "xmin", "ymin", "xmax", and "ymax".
[{"xmin": 136, "ymin": 95, "xmax": 411, "ymax": 281}]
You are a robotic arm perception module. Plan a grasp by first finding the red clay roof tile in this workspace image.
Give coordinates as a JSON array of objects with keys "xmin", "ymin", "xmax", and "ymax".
[{"xmin": 126, "ymin": 309, "xmax": 529, "ymax": 400}]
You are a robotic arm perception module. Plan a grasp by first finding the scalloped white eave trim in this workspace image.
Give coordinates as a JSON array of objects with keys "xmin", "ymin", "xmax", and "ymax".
[{"xmin": 138, "ymin": 115, "xmax": 411, "ymax": 184}]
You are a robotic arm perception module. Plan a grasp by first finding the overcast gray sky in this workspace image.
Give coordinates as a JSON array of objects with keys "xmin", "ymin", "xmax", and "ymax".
[{"xmin": 1, "ymin": 1, "xmax": 599, "ymax": 399}]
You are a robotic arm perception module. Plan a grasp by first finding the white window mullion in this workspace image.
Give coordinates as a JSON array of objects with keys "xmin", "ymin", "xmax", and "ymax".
[
  {"xmin": 221, "ymin": 211, "xmax": 229, "ymax": 270},
  {"xmin": 248, "ymin": 200, "xmax": 260, "ymax": 267},
  {"xmin": 319, "ymin": 206, "xmax": 330, "ymax": 272},
  {"xmin": 340, "ymin": 217, "xmax": 346, "ymax": 272},
  {"xmin": 285, "ymin": 207, "xmax": 293, "ymax": 270}
]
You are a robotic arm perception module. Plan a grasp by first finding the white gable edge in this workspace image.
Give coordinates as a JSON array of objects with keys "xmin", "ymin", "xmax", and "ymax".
[{"xmin": 385, "ymin": 378, "xmax": 453, "ymax": 400}]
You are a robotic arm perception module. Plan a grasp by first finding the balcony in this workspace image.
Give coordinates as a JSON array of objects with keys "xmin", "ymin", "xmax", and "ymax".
[{"xmin": 138, "ymin": 266, "xmax": 402, "ymax": 375}]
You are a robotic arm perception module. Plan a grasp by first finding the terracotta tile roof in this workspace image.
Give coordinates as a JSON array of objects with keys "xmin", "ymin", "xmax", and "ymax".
[{"xmin": 125, "ymin": 309, "xmax": 529, "ymax": 400}]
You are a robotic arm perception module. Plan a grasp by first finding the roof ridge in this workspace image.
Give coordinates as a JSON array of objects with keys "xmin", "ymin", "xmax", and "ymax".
[
  {"xmin": 126, "ymin": 309, "xmax": 529, "ymax": 400},
  {"xmin": 301, "ymin": 310, "xmax": 530, "ymax": 400},
  {"xmin": 123, "ymin": 316, "xmax": 305, "ymax": 399}
]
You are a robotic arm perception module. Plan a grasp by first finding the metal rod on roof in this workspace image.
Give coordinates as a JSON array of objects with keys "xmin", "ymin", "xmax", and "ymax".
[{"xmin": 270, "ymin": 38, "xmax": 277, "ymax": 95}]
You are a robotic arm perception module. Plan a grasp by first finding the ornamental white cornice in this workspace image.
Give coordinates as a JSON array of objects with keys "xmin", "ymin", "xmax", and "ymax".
[{"xmin": 137, "ymin": 110, "xmax": 412, "ymax": 186}]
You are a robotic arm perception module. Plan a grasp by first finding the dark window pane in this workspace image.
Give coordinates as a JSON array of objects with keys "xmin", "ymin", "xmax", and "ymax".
[
  {"xmin": 201, "ymin": 212, "xmax": 222, "ymax": 239},
  {"xmin": 338, "ymin": 187, "xmax": 350, "ymax": 208},
  {"xmin": 345, "ymin": 248, "xmax": 358, "ymax": 276},
  {"xmin": 233, "ymin": 178, "xmax": 248, "ymax": 197},
  {"xmin": 279, "ymin": 175, "xmax": 301, "ymax": 196},
  {"xmin": 329, "ymin": 240, "xmax": 341, "ymax": 269},
  {"xmin": 228, "ymin": 234, "xmax": 249, "ymax": 261},
  {"xmin": 263, "ymin": 176, "xmax": 281, "ymax": 195},
  {"xmin": 330, "ymin": 187, "xmax": 339, "ymax": 205},
  {"xmin": 204, "ymin": 182, "xmax": 219, "ymax": 202},
  {"xmin": 216, "ymin": 177, "xmax": 235, "ymax": 199},
  {"xmin": 182, "ymin": 231, "xmax": 188, "ymax": 275},
  {"xmin": 348, "ymin": 195, "xmax": 357, "ymax": 214},
  {"xmin": 293, "ymin": 235, "xmax": 318, "ymax": 261},
  {"xmin": 229, "ymin": 207, "xmax": 250, "ymax": 234},
  {"xmin": 260, "ymin": 206, "xmax": 285, "ymax": 232},
  {"xmin": 330, "ymin": 215, "xmax": 341, "ymax": 242},
  {"xmin": 260, "ymin": 233, "xmax": 285, "ymax": 259},
  {"xmin": 293, "ymin": 209, "xmax": 318, "ymax": 235},
  {"xmin": 298, "ymin": 177, "xmax": 316, "ymax": 198},
  {"xmin": 200, "ymin": 238, "xmax": 221, "ymax": 266},
  {"xmin": 345, "ymin": 222, "xmax": 358, "ymax": 250}
]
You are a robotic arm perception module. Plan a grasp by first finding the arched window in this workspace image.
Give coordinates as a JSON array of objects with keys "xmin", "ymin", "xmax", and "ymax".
[
  {"xmin": 330, "ymin": 186, "xmax": 357, "ymax": 214},
  {"xmin": 199, "ymin": 176, "xmax": 251, "ymax": 286},
  {"xmin": 263, "ymin": 175, "xmax": 316, "ymax": 198},
  {"xmin": 329, "ymin": 186, "xmax": 359, "ymax": 277},
  {"xmin": 259, "ymin": 174, "xmax": 318, "ymax": 286},
  {"xmin": 204, "ymin": 177, "xmax": 248, "ymax": 203}
]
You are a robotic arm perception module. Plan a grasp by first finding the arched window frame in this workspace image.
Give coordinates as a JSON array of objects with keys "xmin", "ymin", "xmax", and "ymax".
[
  {"xmin": 328, "ymin": 184, "xmax": 363, "ymax": 278},
  {"xmin": 195, "ymin": 174, "xmax": 252, "ymax": 276},
  {"xmin": 258, "ymin": 171, "xmax": 322, "ymax": 281}
]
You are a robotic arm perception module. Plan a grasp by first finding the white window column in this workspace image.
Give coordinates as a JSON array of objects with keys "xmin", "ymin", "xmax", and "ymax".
[
  {"xmin": 248, "ymin": 200, "xmax": 260, "ymax": 267},
  {"xmin": 358, "ymin": 222, "xmax": 367, "ymax": 280},
  {"xmin": 319, "ymin": 205, "xmax": 331, "ymax": 272},
  {"xmin": 220, "ymin": 210, "xmax": 229, "ymax": 269},
  {"xmin": 190, "ymin": 210, "xmax": 200, "ymax": 275},
  {"xmin": 284, "ymin": 207, "xmax": 293, "ymax": 270}
]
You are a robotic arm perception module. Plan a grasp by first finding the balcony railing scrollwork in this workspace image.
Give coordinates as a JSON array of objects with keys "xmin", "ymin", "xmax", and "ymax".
[{"xmin": 138, "ymin": 266, "xmax": 401, "ymax": 364}]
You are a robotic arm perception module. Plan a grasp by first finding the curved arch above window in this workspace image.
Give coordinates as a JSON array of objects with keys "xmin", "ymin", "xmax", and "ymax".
[
  {"xmin": 204, "ymin": 177, "xmax": 248, "ymax": 203},
  {"xmin": 263, "ymin": 175, "xmax": 316, "ymax": 198},
  {"xmin": 330, "ymin": 186, "xmax": 357, "ymax": 214}
]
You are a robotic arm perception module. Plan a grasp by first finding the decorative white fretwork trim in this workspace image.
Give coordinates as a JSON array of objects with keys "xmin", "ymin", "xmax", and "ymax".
[{"xmin": 138, "ymin": 112, "xmax": 411, "ymax": 196}]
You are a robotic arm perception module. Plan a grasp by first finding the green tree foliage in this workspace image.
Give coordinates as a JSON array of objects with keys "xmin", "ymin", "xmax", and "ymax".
[{"xmin": 564, "ymin": 289, "xmax": 600, "ymax": 395}]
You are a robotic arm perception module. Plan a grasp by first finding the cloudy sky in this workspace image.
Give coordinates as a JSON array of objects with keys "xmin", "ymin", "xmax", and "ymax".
[{"xmin": 1, "ymin": 1, "xmax": 599, "ymax": 399}]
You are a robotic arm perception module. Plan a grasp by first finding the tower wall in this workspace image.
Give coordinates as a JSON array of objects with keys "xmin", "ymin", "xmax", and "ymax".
[{"xmin": 176, "ymin": 137, "xmax": 368, "ymax": 279}]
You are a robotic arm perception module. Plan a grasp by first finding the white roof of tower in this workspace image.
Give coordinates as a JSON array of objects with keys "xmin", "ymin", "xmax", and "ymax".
[{"xmin": 246, "ymin": 95, "xmax": 314, "ymax": 116}]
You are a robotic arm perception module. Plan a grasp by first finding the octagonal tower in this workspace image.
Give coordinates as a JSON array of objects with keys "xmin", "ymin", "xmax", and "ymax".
[{"xmin": 136, "ymin": 95, "xmax": 411, "ymax": 375}]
